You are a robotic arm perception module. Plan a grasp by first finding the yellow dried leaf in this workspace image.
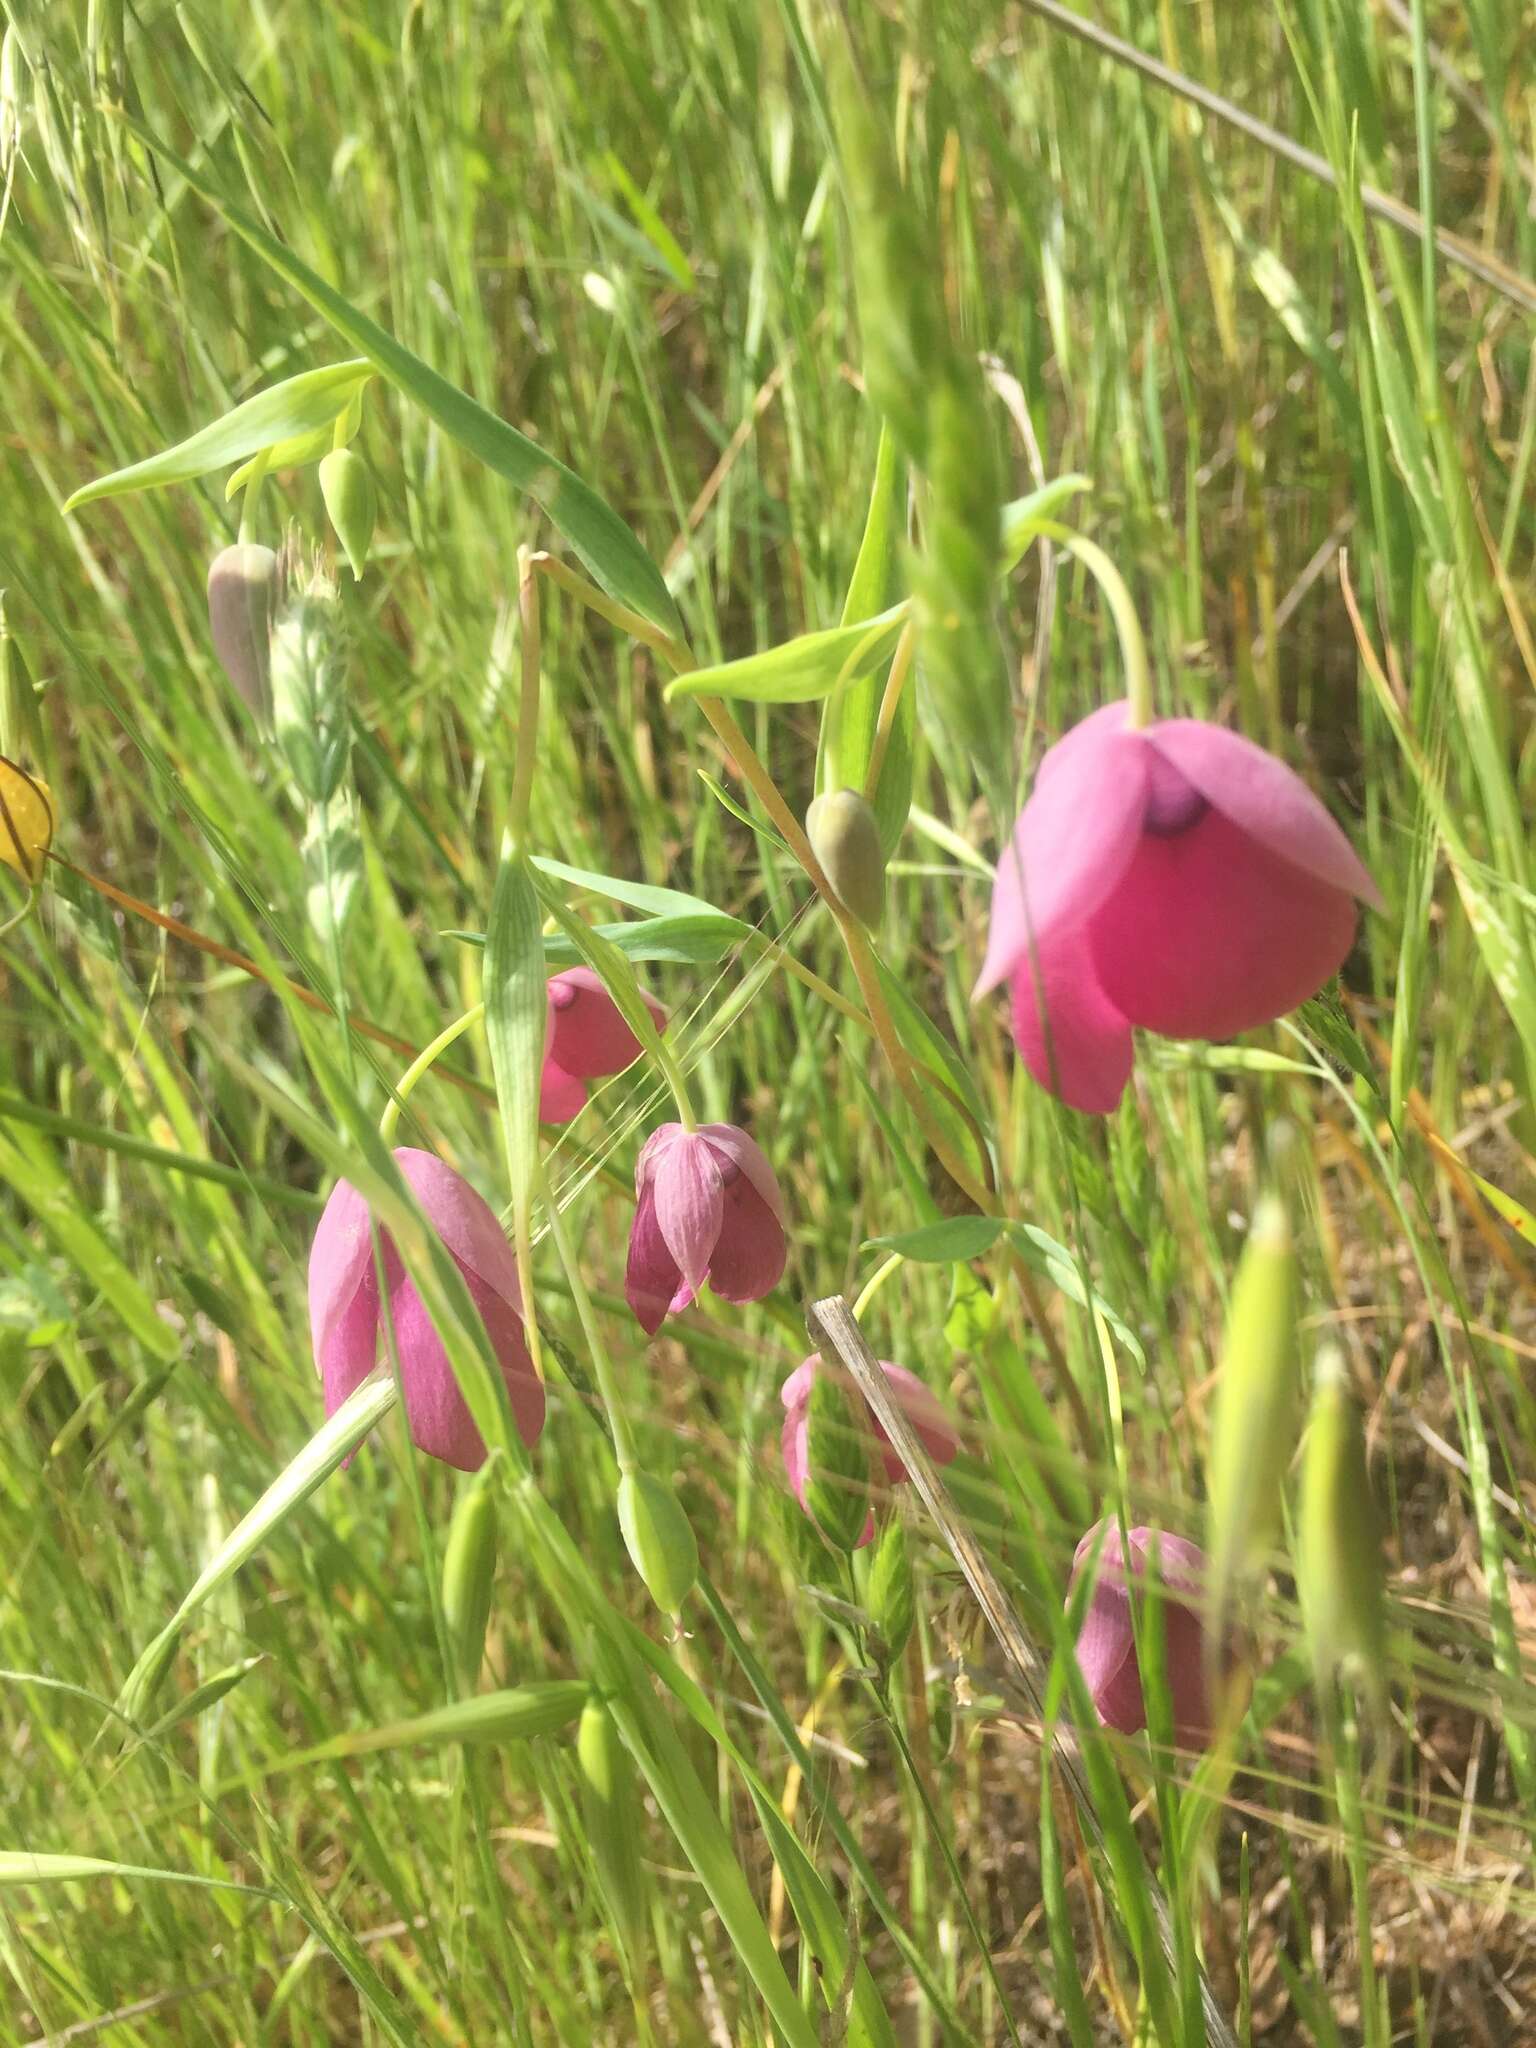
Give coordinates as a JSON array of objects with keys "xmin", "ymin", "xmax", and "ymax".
[{"xmin": 0, "ymin": 754, "xmax": 54, "ymax": 883}]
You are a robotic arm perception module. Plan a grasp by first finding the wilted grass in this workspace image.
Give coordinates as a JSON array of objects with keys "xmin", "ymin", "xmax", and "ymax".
[{"xmin": 2, "ymin": 2, "xmax": 1535, "ymax": 2043}]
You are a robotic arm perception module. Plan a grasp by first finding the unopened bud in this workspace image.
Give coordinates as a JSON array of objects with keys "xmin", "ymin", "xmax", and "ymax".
[
  {"xmin": 576, "ymin": 1696, "xmax": 647, "ymax": 1961},
  {"xmin": 318, "ymin": 448, "xmax": 377, "ymax": 580},
  {"xmin": 806, "ymin": 787, "xmax": 885, "ymax": 925},
  {"xmin": 442, "ymin": 1461, "xmax": 500, "ymax": 1688},
  {"xmin": 207, "ymin": 543, "xmax": 279, "ymax": 718},
  {"xmin": 617, "ymin": 1470, "xmax": 698, "ymax": 1619},
  {"xmin": 1297, "ymin": 1346, "xmax": 1386, "ymax": 1715}
]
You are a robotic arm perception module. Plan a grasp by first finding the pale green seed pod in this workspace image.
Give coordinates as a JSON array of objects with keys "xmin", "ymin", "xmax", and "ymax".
[
  {"xmin": 1206, "ymin": 1193, "xmax": 1299, "ymax": 1639},
  {"xmin": 576, "ymin": 1695, "xmax": 648, "ymax": 1963},
  {"xmin": 269, "ymin": 572, "xmax": 350, "ymax": 803},
  {"xmin": 864, "ymin": 1516, "xmax": 914, "ymax": 1664},
  {"xmin": 442, "ymin": 1462, "xmax": 500, "ymax": 1688},
  {"xmin": 806, "ymin": 787, "xmax": 885, "ymax": 925},
  {"xmin": 0, "ymin": 594, "xmax": 45, "ymax": 767},
  {"xmin": 804, "ymin": 1367, "xmax": 873, "ymax": 1554},
  {"xmin": 206, "ymin": 543, "xmax": 279, "ymax": 718},
  {"xmin": 1297, "ymin": 1346, "xmax": 1387, "ymax": 1717},
  {"xmin": 318, "ymin": 447, "xmax": 377, "ymax": 580},
  {"xmin": 616, "ymin": 1471, "xmax": 698, "ymax": 1619}
]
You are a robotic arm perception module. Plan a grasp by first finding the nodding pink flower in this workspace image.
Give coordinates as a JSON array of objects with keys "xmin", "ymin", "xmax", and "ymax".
[
  {"xmin": 624, "ymin": 1122, "xmax": 786, "ymax": 1334},
  {"xmin": 780, "ymin": 1354, "xmax": 959, "ymax": 1548},
  {"xmin": 1069, "ymin": 1523, "xmax": 1213, "ymax": 1750},
  {"xmin": 309, "ymin": 1147, "xmax": 543, "ymax": 1471},
  {"xmin": 975, "ymin": 706, "xmax": 1381, "ymax": 1113},
  {"xmin": 539, "ymin": 968, "xmax": 667, "ymax": 1124}
]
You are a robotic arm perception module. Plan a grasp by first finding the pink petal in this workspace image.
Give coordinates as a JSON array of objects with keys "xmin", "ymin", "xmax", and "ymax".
[
  {"xmin": 318, "ymin": 1251, "xmax": 383, "ymax": 1419},
  {"xmin": 699, "ymin": 1122, "xmax": 785, "ymax": 1225},
  {"xmin": 706, "ymin": 1174, "xmax": 786, "ymax": 1307},
  {"xmin": 974, "ymin": 724, "xmax": 1149, "ymax": 1000},
  {"xmin": 309, "ymin": 1176, "xmax": 378, "ymax": 1376},
  {"xmin": 651, "ymin": 1131, "xmax": 725, "ymax": 1298},
  {"xmin": 781, "ymin": 1356, "xmax": 818, "ymax": 1411},
  {"xmin": 546, "ymin": 967, "xmax": 667, "ymax": 1080},
  {"xmin": 1087, "ymin": 810, "xmax": 1359, "ymax": 1040},
  {"xmin": 625, "ymin": 1181, "xmax": 690, "ymax": 1335},
  {"xmin": 538, "ymin": 1058, "xmax": 589, "ymax": 1124},
  {"xmin": 1160, "ymin": 1599, "xmax": 1213, "ymax": 1751},
  {"xmin": 634, "ymin": 1121, "xmax": 687, "ymax": 1195},
  {"xmin": 1073, "ymin": 1572, "xmax": 1142, "ymax": 1735},
  {"xmin": 385, "ymin": 1269, "xmax": 544, "ymax": 1471},
  {"xmin": 780, "ymin": 1396, "xmax": 811, "ymax": 1510},
  {"xmin": 392, "ymin": 1150, "xmax": 520, "ymax": 1308},
  {"xmin": 870, "ymin": 1362, "xmax": 959, "ymax": 1480},
  {"xmin": 1008, "ymin": 926, "xmax": 1135, "ymax": 1114},
  {"xmin": 1147, "ymin": 720, "xmax": 1381, "ymax": 908}
]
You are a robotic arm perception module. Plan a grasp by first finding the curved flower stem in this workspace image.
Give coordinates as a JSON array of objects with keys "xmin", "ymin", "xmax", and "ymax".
[
  {"xmin": 852, "ymin": 1252, "xmax": 904, "ymax": 1321},
  {"xmin": 237, "ymin": 446, "xmax": 270, "ymax": 548},
  {"xmin": 536, "ymin": 1154, "xmax": 639, "ymax": 1473},
  {"xmin": 1037, "ymin": 520, "xmax": 1154, "ymax": 729},
  {"xmin": 379, "ymin": 1001, "xmax": 486, "ymax": 1143},
  {"xmin": 647, "ymin": 1022, "xmax": 699, "ymax": 1134}
]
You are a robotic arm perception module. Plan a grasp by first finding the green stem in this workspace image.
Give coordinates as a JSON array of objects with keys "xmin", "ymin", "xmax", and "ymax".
[
  {"xmin": 379, "ymin": 1001, "xmax": 486, "ymax": 1143},
  {"xmin": 535, "ymin": 1156, "xmax": 638, "ymax": 1471},
  {"xmin": 237, "ymin": 446, "xmax": 270, "ymax": 547},
  {"xmin": 509, "ymin": 547, "xmax": 541, "ymax": 851},
  {"xmin": 852, "ymin": 1252, "xmax": 903, "ymax": 1321},
  {"xmin": 1039, "ymin": 520, "xmax": 1154, "ymax": 727}
]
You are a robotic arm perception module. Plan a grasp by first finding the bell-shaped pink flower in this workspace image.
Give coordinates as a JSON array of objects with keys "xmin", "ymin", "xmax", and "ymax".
[
  {"xmin": 539, "ymin": 967, "xmax": 667, "ymax": 1123},
  {"xmin": 624, "ymin": 1121, "xmax": 786, "ymax": 1334},
  {"xmin": 780, "ymin": 1353, "xmax": 959, "ymax": 1548},
  {"xmin": 1069, "ymin": 1522, "xmax": 1213, "ymax": 1750},
  {"xmin": 309, "ymin": 1146, "xmax": 543, "ymax": 1471},
  {"xmin": 975, "ymin": 705, "xmax": 1381, "ymax": 1113}
]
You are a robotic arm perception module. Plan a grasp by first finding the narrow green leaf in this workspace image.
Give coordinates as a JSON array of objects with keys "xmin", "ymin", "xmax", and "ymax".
[
  {"xmin": 997, "ymin": 1220, "xmax": 1147, "ymax": 1369},
  {"xmin": 0, "ymin": 1851, "xmax": 272, "ymax": 1897},
  {"xmin": 998, "ymin": 474, "xmax": 1092, "ymax": 574},
  {"xmin": 866, "ymin": 1215, "xmax": 1002, "ymax": 1263},
  {"xmin": 63, "ymin": 361, "xmax": 374, "ymax": 511},
  {"xmin": 665, "ymin": 602, "xmax": 909, "ymax": 704},
  {"xmin": 226, "ymin": 380, "xmax": 366, "ymax": 495},
  {"xmin": 818, "ymin": 422, "xmax": 914, "ymax": 854},
  {"xmin": 603, "ymin": 151, "xmax": 696, "ymax": 290},
  {"xmin": 113, "ymin": 116, "xmax": 682, "ymax": 635},
  {"xmin": 277, "ymin": 1682, "xmax": 589, "ymax": 1767},
  {"xmin": 530, "ymin": 853, "xmax": 735, "ymax": 922},
  {"xmin": 446, "ymin": 911, "xmax": 746, "ymax": 967}
]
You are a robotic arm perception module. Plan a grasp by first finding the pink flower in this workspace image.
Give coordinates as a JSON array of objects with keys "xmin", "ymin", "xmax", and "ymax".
[
  {"xmin": 975, "ymin": 706, "xmax": 1381, "ymax": 1113},
  {"xmin": 309, "ymin": 1146, "xmax": 543, "ymax": 1471},
  {"xmin": 1069, "ymin": 1522, "xmax": 1213, "ymax": 1750},
  {"xmin": 539, "ymin": 967, "xmax": 667, "ymax": 1123},
  {"xmin": 624, "ymin": 1122, "xmax": 786, "ymax": 1334},
  {"xmin": 780, "ymin": 1353, "xmax": 959, "ymax": 1548}
]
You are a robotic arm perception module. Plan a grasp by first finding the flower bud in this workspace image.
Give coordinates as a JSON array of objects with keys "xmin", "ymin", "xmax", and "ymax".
[
  {"xmin": 806, "ymin": 787, "xmax": 885, "ymax": 925},
  {"xmin": 318, "ymin": 448, "xmax": 377, "ymax": 580},
  {"xmin": 442, "ymin": 1460, "xmax": 500, "ymax": 1687},
  {"xmin": 617, "ymin": 1470, "xmax": 698, "ymax": 1619},
  {"xmin": 1206, "ymin": 1192, "xmax": 1299, "ymax": 1640},
  {"xmin": 207, "ymin": 543, "xmax": 278, "ymax": 718},
  {"xmin": 576, "ymin": 1696, "xmax": 647, "ymax": 1962},
  {"xmin": 1297, "ymin": 1346, "xmax": 1387, "ymax": 1716}
]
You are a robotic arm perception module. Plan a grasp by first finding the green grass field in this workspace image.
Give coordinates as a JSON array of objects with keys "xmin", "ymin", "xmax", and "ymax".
[{"xmin": 3, "ymin": 3, "xmax": 1535, "ymax": 2042}]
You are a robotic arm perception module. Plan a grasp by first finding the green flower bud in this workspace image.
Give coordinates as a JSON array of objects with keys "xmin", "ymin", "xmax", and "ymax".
[
  {"xmin": 206, "ymin": 543, "xmax": 278, "ymax": 718},
  {"xmin": 806, "ymin": 787, "xmax": 885, "ymax": 925},
  {"xmin": 318, "ymin": 448, "xmax": 377, "ymax": 581},
  {"xmin": 1297, "ymin": 1346, "xmax": 1387, "ymax": 1715},
  {"xmin": 616, "ymin": 1471, "xmax": 698, "ymax": 1619},
  {"xmin": 1206, "ymin": 1192, "xmax": 1299, "ymax": 1638},
  {"xmin": 442, "ymin": 1461, "xmax": 500, "ymax": 1688},
  {"xmin": 576, "ymin": 1696, "xmax": 647, "ymax": 1962}
]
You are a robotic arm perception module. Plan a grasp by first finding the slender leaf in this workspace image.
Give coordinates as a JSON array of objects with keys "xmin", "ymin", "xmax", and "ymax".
[{"xmin": 665, "ymin": 602, "xmax": 909, "ymax": 704}]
